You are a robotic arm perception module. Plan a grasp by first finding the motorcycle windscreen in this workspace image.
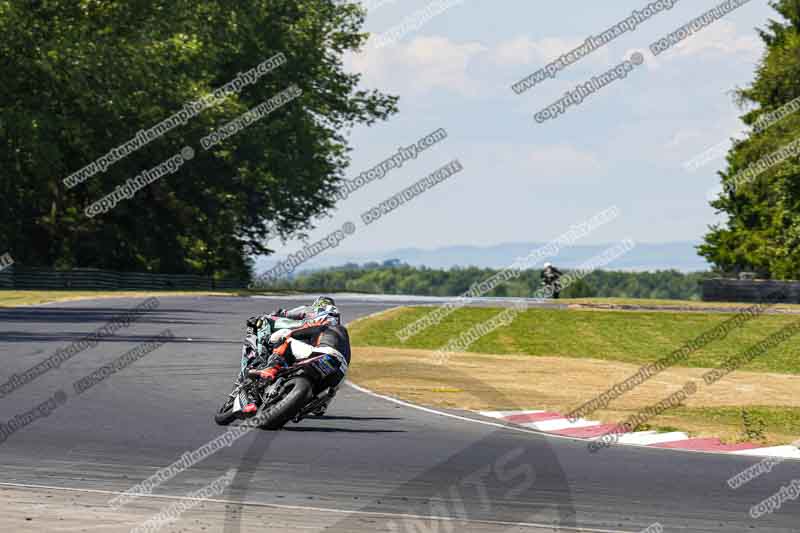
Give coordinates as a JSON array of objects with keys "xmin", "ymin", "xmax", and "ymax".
[{"xmin": 274, "ymin": 316, "xmax": 304, "ymax": 330}]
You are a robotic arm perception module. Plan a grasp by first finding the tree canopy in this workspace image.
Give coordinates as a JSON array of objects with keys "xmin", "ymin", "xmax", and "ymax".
[
  {"xmin": 700, "ymin": 0, "xmax": 800, "ymax": 279},
  {"xmin": 0, "ymin": 0, "xmax": 397, "ymax": 279},
  {"xmin": 269, "ymin": 262, "xmax": 712, "ymax": 300}
]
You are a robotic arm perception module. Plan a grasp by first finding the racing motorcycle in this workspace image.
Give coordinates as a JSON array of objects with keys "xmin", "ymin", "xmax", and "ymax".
[{"xmin": 214, "ymin": 317, "xmax": 345, "ymax": 430}]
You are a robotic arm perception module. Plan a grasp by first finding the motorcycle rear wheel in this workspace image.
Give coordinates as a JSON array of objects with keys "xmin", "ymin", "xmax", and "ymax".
[{"xmin": 258, "ymin": 377, "xmax": 313, "ymax": 430}]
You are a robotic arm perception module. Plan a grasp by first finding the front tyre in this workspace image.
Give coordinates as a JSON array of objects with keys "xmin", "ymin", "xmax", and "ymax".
[
  {"xmin": 258, "ymin": 377, "xmax": 313, "ymax": 430},
  {"xmin": 214, "ymin": 394, "xmax": 238, "ymax": 426}
]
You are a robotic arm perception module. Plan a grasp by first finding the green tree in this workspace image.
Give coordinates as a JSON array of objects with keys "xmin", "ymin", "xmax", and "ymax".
[
  {"xmin": 699, "ymin": 0, "xmax": 800, "ymax": 279},
  {"xmin": 0, "ymin": 0, "xmax": 397, "ymax": 278},
  {"xmin": 278, "ymin": 263, "xmax": 709, "ymax": 300}
]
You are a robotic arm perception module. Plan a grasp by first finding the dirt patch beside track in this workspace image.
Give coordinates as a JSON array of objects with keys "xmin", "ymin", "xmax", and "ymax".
[{"xmin": 350, "ymin": 346, "xmax": 800, "ymax": 445}]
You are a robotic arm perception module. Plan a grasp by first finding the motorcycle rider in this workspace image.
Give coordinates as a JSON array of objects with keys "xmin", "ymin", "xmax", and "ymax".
[
  {"xmin": 239, "ymin": 296, "xmax": 348, "ymax": 416},
  {"xmin": 250, "ymin": 308, "xmax": 350, "ymax": 416},
  {"xmin": 239, "ymin": 295, "xmax": 338, "ymax": 368},
  {"xmin": 541, "ymin": 262, "xmax": 564, "ymax": 298}
]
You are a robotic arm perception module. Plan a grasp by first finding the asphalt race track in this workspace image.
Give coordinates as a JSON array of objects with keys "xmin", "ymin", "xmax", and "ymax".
[{"xmin": 1, "ymin": 295, "xmax": 799, "ymax": 532}]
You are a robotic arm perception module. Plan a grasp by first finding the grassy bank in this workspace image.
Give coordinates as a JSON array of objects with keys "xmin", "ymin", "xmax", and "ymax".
[
  {"xmin": 0, "ymin": 289, "xmax": 262, "ymax": 307},
  {"xmin": 350, "ymin": 306, "xmax": 800, "ymax": 374},
  {"xmin": 564, "ymin": 297, "xmax": 800, "ymax": 311},
  {"xmin": 348, "ymin": 306, "xmax": 800, "ymax": 445}
]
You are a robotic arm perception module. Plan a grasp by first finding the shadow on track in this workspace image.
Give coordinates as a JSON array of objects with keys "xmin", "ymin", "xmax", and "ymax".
[
  {"xmin": 309, "ymin": 415, "xmax": 403, "ymax": 421},
  {"xmin": 0, "ymin": 306, "xmax": 236, "ymax": 325},
  {"xmin": 223, "ymin": 365, "xmax": 578, "ymax": 533},
  {"xmin": 283, "ymin": 427, "xmax": 406, "ymax": 433},
  {"xmin": 0, "ymin": 332, "xmax": 240, "ymax": 344}
]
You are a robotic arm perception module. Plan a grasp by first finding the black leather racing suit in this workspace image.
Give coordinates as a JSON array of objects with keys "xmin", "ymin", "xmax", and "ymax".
[
  {"xmin": 266, "ymin": 318, "xmax": 351, "ymax": 386},
  {"xmin": 541, "ymin": 266, "xmax": 564, "ymax": 298}
]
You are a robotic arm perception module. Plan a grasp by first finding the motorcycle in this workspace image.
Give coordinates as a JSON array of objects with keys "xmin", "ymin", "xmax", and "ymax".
[{"xmin": 215, "ymin": 334, "xmax": 345, "ymax": 430}]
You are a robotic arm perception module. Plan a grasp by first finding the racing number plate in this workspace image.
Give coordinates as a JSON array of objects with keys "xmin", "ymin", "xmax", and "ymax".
[{"xmin": 311, "ymin": 354, "xmax": 339, "ymax": 377}]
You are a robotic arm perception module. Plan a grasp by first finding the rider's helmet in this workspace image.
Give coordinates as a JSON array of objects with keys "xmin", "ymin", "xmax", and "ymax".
[
  {"xmin": 314, "ymin": 304, "xmax": 342, "ymax": 326},
  {"xmin": 312, "ymin": 295, "xmax": 336, "ymax": 309},
  {"xmin": 543, "ymin": 262, "xmax": 552, "ymax": 269},
  {"xmin": 309, "ymin": 295, "xmax": 341, "ymax": 325}
]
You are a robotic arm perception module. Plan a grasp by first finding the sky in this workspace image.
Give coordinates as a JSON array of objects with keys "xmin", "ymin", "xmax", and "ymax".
[{"xmin": 259, "ymin": 0, "xmax": 774, "ymax": 268}]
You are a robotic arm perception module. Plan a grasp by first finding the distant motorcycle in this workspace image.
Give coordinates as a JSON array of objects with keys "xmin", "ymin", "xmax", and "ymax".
[{"xmin": 214, "ymin": 337, "xmax": 345, "ymax": 430}]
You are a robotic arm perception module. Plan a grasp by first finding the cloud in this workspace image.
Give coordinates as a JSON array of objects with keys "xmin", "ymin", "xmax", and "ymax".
[
  {"xmin": 666, "ymin": 21, "xmax": 762, "ymax": 60},
  {"xmin": 346, "ymin": 35, "xmax": 487, "ymax": 96},
  {"xmin": 527, "ymin": 144, "xmax": 600, "ymax": 176},
  {"xmin": 666, "ymin": 129, "xmax": 704, "ymax": 149},
  {"xmin": 494, "ymin": 35, "xmax": 610, "ymax": 68},
  {"xmin": 456, "ymin": 142, "xmax": 603, "ymax": 186},
  {"xmin": 524, "ymin": 144, "xmax": 602, "ymax": 177},
  {"xmin": 347, "ymin": 33, "xmax": 618, "ymax": 98}
]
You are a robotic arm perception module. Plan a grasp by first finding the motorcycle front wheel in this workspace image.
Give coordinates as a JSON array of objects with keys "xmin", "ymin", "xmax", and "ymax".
[
  {"xmin": 215, "ymin": 383, "xmax": 246, "ymax": 426},
  {"xmin": 214, "ymin": 393, "xmax": 238, "ymax": 426}
]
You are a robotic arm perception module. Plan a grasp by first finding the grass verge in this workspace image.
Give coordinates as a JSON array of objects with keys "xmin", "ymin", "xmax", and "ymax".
[
  {"xmin": 0, "ymin": 289, "xmax": 282, "ymax": 307},
  {"xmin": 350, "ymin": 306, "xmax": 800, "ymax": 374},
  {"xmin": 348, "ymin": 306, "xmax": 800, "ymax": 445},
  {"xmin": 562, "ymin": 297, "xmax": 800, "ymax": 311}
]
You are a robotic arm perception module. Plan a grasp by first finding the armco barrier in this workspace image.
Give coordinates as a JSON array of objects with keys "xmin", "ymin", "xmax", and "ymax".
[
  {"xmin": 702, "ymin": 278, "xmax": 800, "ymax": 303},
  {"xmin": 0, "ymin": 266, "xmax": 245, "ymax": 291}
]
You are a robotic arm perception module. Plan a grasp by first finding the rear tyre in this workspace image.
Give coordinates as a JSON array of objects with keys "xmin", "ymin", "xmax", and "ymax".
[{"xmin": 258, "ymin": 377, "xmax": 313, "ymax": 430}]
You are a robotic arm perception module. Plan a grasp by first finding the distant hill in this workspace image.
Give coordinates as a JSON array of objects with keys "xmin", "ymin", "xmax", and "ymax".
[{"xmin": 254, "ymin": 241, "xmax": 710, "ymax": 275}]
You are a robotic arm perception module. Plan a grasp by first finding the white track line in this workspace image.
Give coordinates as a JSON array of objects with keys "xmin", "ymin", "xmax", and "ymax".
[
  {"xmin": 526, "ymin": 419, "xmax": 600, "ymax": 432},
  {"xmin": 480, "ymin": 410, "xmax": 545, "ymax": 418},
  {"xmin": 286, "ymin": 303, "xmax": 800, "ymax": 462},
  {"xmin": 347, "ymin": 382, "xmax": 541, "ymax": 434},
  {"xmin": 612, "ymin": 431, "xmax": 689, "ymax": 446},
  {"xmin": 732, "ymin": 445, "xmax": 800, "ymax": 459},
  {"xmin": 346, "ymin": 383, "xmax": 800, "ymax": 462},
  {"xmin": 0, "ymin": 481, "xmax": 623, "ymax": 533}
]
